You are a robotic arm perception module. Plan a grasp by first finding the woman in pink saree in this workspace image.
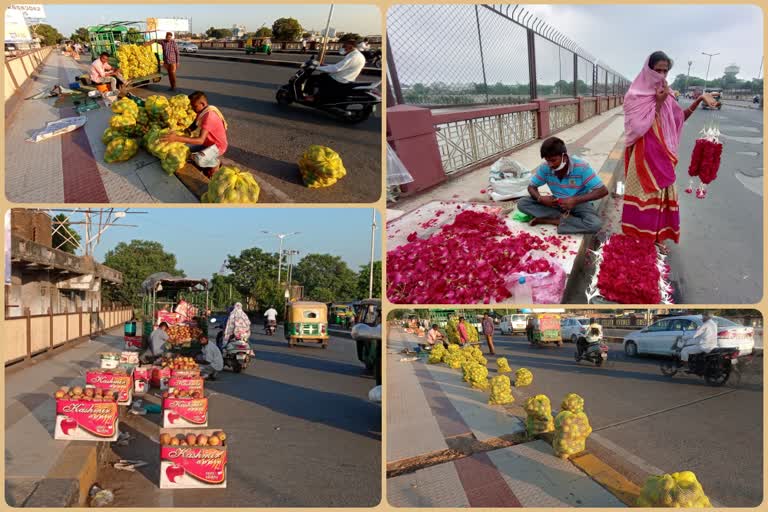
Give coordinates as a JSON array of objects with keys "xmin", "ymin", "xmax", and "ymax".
[{"xmin": 622, "ymin": 51, "xmax": 717, "ymax": 245}]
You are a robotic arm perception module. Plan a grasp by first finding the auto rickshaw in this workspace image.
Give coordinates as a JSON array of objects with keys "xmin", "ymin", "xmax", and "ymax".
[
  {"xmin": 245, "ymin": 37, "xmax": 272, "ymax": 55},
  {"xmin": 527, "ymin": 313, "xmax": 563, "ymax": 347},
  {"xmin": 284, "ymin": 301, "xmax": 329, "ymax": 348},
  {"xmin": 330, "ymin": 303, "xmax": 354, "ymax": 326}
]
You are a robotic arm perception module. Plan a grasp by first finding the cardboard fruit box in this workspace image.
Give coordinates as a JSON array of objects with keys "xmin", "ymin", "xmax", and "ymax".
[
  {"xmin": 85, "ymin": 369, "xmax": 133, "ymax": 406},
  {"xmin": 171, "ymin": 368, "xmax": 201, "ymax": 378},
  {"xmin": 133, "ymin": 365, "xmax": 152, "ymax": 394},
  {"xmin": 124, "ymin": 335, "xmax": 143, "ymax": 351},
  {"xmin": 168, "ymin": 376, "xmax": 204, "ymax": 394},
  {"xmin": 54, "ymin": 398, "xmax": 119, "ymax": 441},
  {"xmin": 151, "ymin": 366, "xmax": 172, "ymax": 390},
  {"xmin": 162, "ymin": 396, "xmax": 209, "ymax": 428},
  {"xmin": 159, "ymin": 428, "xmax": 227, "ymax": 489}
]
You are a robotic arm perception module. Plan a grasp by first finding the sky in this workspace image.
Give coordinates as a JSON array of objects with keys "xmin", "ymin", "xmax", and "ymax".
[
  {"xmin": 61, "ymin": 208, "xmax": 382, "ymax": 279},
  {"xmin": 38, "ymin": 4, "xmax": 381, "ymax": 37},
  {"xmin": 388, "ymin": 4, "xmax": 763, "ymax": 87}
]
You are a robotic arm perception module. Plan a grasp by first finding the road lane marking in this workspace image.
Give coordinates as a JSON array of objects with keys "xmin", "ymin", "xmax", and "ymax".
[
  {"xmin": 735, "ymin": 172, "xmax": 764, "ymax": 196},
  {"xmin": 719, "ymin": 133, "xmax": 763, "ymax": 144}
]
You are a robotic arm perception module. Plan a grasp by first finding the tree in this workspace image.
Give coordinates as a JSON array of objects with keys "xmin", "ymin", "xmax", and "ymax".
[
  {"xmin": 254, "ymin": 27, "xmax": 273, "ymax": 38},
  {"xmin": 339, "ymin": 33, "xmax": 363, "ymax": 43},
  {"xmin": 70, "ymin": 27, "xmax": 90, "ymax": 44},
  {"xmin": 32, "ymin": 24, "xmax": 64, "ymax": 46},
  {"xmin": 205, "ymin": 27, "xmax": 233, "ymax": 39},
  {"xmin": 357, "ymin": 261, "xmax": 381, "ymax": 299},
  {"xmin": 293, "ymin": 254, "xmax": 357, "ymax": 302},
  {"xmin": 51, "ymin": 214, "xmax": 81, "ymax": 254},
  {"xmin": 272, "ymin": 17, "xmax": 303, "ymax": 41},
  {"xmin": 209, "ymin": 273, "xmax": 242, "ymax": 310},
  {"xmin": 225, "ymin": 247, "xmax": 280, "ymax": 307},
  {"xmin": 102, "ymin": 240, "xmax": 184, "ymax": 312}
]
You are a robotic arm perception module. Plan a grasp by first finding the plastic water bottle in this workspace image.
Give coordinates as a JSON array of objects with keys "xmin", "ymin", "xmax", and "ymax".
[{"xmin": 510, "ymin": 276, "xmax": 534, "ymax": 304}]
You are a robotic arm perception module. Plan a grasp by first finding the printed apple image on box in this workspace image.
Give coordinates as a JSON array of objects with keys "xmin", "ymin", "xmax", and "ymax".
[
  {"xmin": 152, "ymin": 366, "xmax": 172, "ymax": 390},
  {"xmin": 159, "ymin": 428, "xmax": 227, "ymax": 489},
  {"xmin": 124, "ymin": 335, "xmax": 143, "ymax": 351},
  {"xmin": 163, "ymin": 397, "xmax": 208, "ymax": 428},
  {"xmin": 168, "ymin": 376, "xmax": 204, "ymax": 394},
  {"xmin": 85, "ymin": 370, "xmax": 133, "ymax": 406},
  {"xmin": 133, "ymin": 365, "xmax": 152, "ymax": 394},
  {"xmin": 54, "ymin": 399, "xmax": 119, "ymax": 441}
]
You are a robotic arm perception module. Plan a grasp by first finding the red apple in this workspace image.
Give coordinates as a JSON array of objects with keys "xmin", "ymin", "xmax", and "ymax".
[
  {"xmin": 167, "ymin": 412, "xmax": 180, "ymax": 424},
  {"xmin": 166, "ymin": 464, "xmax": 184, "ymax": 483},
  {"xmin": 60, "ymin": 417, "xmax": 77, "ymax": 435}
]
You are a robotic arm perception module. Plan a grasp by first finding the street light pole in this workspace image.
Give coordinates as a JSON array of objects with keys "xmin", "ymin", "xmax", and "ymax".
[
  {"xmin": 261, "ymin": 231, "xmax": 300, "ymax": 287},
  {"xmin": 701, "ymin": 51, "xmax": 719, "ymax": 92},
  {"xmin": 368, "ymin": 209, "xmax": 377, "ymax": 299},
  {"xmin": 684, "ymin": 60, "xmax": 693, "ymax": 95}
]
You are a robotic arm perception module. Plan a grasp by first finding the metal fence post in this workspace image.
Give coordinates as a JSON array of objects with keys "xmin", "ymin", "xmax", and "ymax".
[
  {"xmin": 386, "ymin": 32, "xmax": 405, "ymax": 105},
  {"xmin": 474, "ymin": 5, "xmax": 490, "ymax": 104},
  {"xmin": 573, "ymin": 52, "xmax": 578, "ymax": 97},
  {"xmin": 25, "ymin": 307, "xmax": 31, "ymax": 360},
  {"xmin": 527, "ymin": 29, "xmax": 537, "ymax": 100}
]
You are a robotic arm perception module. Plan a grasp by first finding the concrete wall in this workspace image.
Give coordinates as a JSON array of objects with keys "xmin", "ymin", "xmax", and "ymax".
[
  {"xmin": 4, "ymin": 47, "xmax": 53, "ymax": 102},
  {"xmin": 7, "ymin": 266, "xmax": 101, "ymax": 317}
]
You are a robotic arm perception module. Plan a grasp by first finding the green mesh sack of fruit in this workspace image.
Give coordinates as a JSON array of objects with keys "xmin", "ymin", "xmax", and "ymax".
[
  {"xmin": 102, "ymin": 127, "xmax": 121, "ymax": 145},
  {"xmin": 553, "ymin": 409, "xmax": 592, "ymax": 458},
  {"xmin": 445, "ymin": 343, "xmax": 461, "ymax": 355},
  {"xmin": 497, "ymin": 357, "xmax": 512, "ymax": 373},
  {"xmin": 110, "ymin": 113, "xmax": 136, "ymax": 131},
  {"xmin": 168, "ymin": 94, "xmax": 197, "ymax": 132},
  {"xmin": 561, "ymin": 393, "xmax": 585, "ymax": 413},
  {"xmin": 524, "ymin": 394, "xmax": 554, "ymax": 436},
  {"xmin": 445, "ymin": 319, "xmax": 461, "ymax": 344},
  {"xmin": 461, "ymin": 360, "xmax": 479, "ymax": 382},
  {"xmin": 202, "ymin": 166, "xmax": 261, "ymax": 204},
  {"xmin": 488, "ymin": 375, "xmax": 514, "ymax": 405},
  {"xmin": 145, "ymin": 95, "xmax": 171, "ymax": 122},
  {"xmin": 104, "ymin": 137, "xmax": 139, "ymax": 163},
  {"xmin": 515, "ymin": 368, "xmax": 533, "ymax": 387},
  {"xmin": 298, "ymin": 145, "xmax": 347, "ymax": 188},
  {"xmin": 159, "ymin": 144, "xmax": 190, "ymax": 175},
  {"xmin": 428, "ymin": 344, "xmax": 446, "ymax": 364},
  {"xmin": 468, "ymin": 363, "xmax": 489, "ymax": 390},
  {"xmin": 444, "ymin": 353, "xmax": 463, "ymax": 369},
  {"xmin": 111, "ymin": 97, "xmax": 139, "ymax": 118},
  {"xmin": 637, "ymin": 472, "xmax": 712, "ymax": 508}
]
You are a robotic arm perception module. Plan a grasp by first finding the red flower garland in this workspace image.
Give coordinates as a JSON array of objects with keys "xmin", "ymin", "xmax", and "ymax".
[
  {"xmin": 596, "ymin": 234, "xmax": 663, "ymax": 304},
  {"xmin": 687, "ymin": 138, "xmax": 722, "ymax": 184}
]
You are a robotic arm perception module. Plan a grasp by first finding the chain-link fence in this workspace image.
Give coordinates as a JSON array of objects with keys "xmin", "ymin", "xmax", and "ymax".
[{"xmin": 388, "ymin": 4, "xmax": 630, "ymax": 107}]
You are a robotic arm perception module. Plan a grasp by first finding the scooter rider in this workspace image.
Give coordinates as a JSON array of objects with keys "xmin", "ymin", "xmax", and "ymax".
[
  {"xmin": 680, "ymin": 313, "xmax": 718, "ymax": 366},
  {"xmin": 304, "ymin": 38, "xmax": 365, "ymax": 103},
  {"xmin": 264, "ymin": 305, "xmax": 278, "ymax": 332},
  {"xmin": 577, "ymin": 318, "xmax": 603, "ymax": 358}
]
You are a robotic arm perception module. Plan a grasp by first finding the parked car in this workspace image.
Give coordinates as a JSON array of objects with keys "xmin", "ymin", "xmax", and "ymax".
[
  {"xmin": 179, "ymin": 42, "xmax": 199, "ymax": 53},
  {"xmin": 500, "ymin": 314, "xmax": 528, "ymax": 335},
  {"xmin": 623, "ymin": 315, "xmax": 754, "ymax": 357},
  {"xmin": 561, "ymin": 317, "xmax": 590, "ymax": 343}
]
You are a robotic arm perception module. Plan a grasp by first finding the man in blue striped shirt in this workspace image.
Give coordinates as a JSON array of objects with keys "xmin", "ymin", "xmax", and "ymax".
[{"xmin": 517, "ymin": 137, "xmax": 608, "ymax": 234}]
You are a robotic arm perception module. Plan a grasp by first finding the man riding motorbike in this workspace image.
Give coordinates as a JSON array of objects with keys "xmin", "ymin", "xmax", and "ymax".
[
  {"xmin": 264, "ymin": 305, "xmax": 278, "ymax": 333},
  {"xmin": 303, "ymin": 38, "xmax": 365, "ymax": 103},
  {"xmin": 577, "ymin": 318, "xmax": 603, "ymax": 358},
  {"xmin": 679, "ymin": 312, "xmax": 718, "ymax": 366}
]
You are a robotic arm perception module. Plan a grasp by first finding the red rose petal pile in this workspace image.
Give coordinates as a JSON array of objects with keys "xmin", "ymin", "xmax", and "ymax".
[
  {"xmin": 688, "ymin": 138, "xmax": 723, "ymax": 185},
  {"xmin": 596, "ymin": 234, "xmax": 664, "ymax": 304},
  {"xmin": 387, "ymin": 210, "xmax": 554, "ymax": 304}
]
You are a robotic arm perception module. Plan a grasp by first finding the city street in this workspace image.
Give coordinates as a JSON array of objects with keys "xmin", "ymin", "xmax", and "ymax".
[
  {"xmin": 100, "ymin": 325, "xmax": 381, "ymax": 507},
  {"xmin": 668, "ymin": 100, "xmax": 763, "ymax": 303},
  {"xmin": 387, "ymin": 329, "xmax": 762, "ymax": 507},
  {"xmin": 190, "ymin": 49, "xmax": 348, "ymax": 64}
]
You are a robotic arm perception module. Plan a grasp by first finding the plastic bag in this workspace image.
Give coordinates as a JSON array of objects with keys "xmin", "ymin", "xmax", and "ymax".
[
  {"xmin": 506, "ymin": 251, "xmax": 567, "ymax": 304},
  {"xmin": 386, "ymin": 144, "xmax": 414, "ymax": 187},
  {"xmin": 488, "ymin": 157, "xmax": 531, "ymax": 201},
  {"xmin": 488, "ymin": 375, "xmax": 514, "ymax": 405},
  {"xmin": 637, "ymin": 471, "xmax": 712, "ymax": 508},
  {"xmin": 515, "ymin": 367, "xmax": 533, "ymax": 387},
  {"xmin": 553, "ymin": 409, "xmax": 592, "ymax": 458},
  {"xmin": 524, "ymin": 394, "xmax": 554, "ymax": 436},
  {"xmin": 497, "ymin": 357, "xmax": 512, "ymax": 373}
]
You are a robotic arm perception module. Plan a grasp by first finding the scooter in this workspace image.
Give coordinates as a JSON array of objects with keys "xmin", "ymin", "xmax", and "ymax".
[
  {"xmin": 361, "ymin": 49, "xmax": 382, "ymax": 68},
  {"xmin": 275, "ymin": 54, "xmax": 382, "ymax": 123},
  {"xmin": 661, "ymin": 338, "xmax": 739, "ymax": 387},
  {"xmin": 221, "ymin": 335, "xmax": 254, "ymax": 373},
  {"xmin": 265, "ymin": 318, "xmax": 277, "ymax": 336},
  {"xmin": 575, "ymin": 332, "xmax": 609, "ymax": 366}
]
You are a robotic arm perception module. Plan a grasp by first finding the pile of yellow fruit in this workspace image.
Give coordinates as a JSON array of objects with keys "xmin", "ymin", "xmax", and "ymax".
[
  {"xmin": 202, "ymin": 166, "xmax": 261, "ymax": 204},
  {"xmin": 428, "ymin": 344, "xmax": 446, "ymax": 364},
  {"xmin": 461, "ymin": 359, "xmax": 478, "ymax": 382},
  {"xmin": 637, "ymin": 472, "xmax": 712, "ymax": 508},
  {"xmin": 515, "ymin": 367, "xmax": 533, "ymax": 387},
  {"xmin": 445, "ymin": 318, "xmax": 479, "ymax": 344},
  {"xmin": 298, "ymin": 145, "xmax": 347, "ymax": 188},
  {"xmin": 144, "ymin": 126, "xmax": 190, "ymax": 175},
  {"xmin": 552, "ymin": 393, "xmax": 592, "ymax": 459},
  {"xmin": 116, "ymin": 44, "xmax": 158, "ymax": 80},
  {"xmin": 497, "ymin": 357, "xmax": 512, "ymax": 373},
  {"xmin": 488, "ymin": 375, "xmax": 514, "ymax": 405},
  {"xmin": 104, "ymin": 137, "xmax": 139, "ymax": 163},
  {"xmin": 524, "ymin": 394, "xmax": 554, "ymax": 436},
  {"xmin": 442, "ymin": 344, "xmax": 464, "ymax": 369},
  {"xmin": 467, "ymin": 363, "xmax": 489, "ymax": 390}
]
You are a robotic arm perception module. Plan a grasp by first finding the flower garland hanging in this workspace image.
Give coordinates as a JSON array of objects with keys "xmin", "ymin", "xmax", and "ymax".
[{"xmin": 686, "ymin": 120, "xmax": 723, "ymax": 199}]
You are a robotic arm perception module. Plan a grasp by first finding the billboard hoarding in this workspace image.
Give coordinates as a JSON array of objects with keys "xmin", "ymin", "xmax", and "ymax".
[
  {"xmin": 8, "ymin": 4, "xmax": 46, "ymax": 20},
  {"xmin": 147, "ymin": 17, "xmax": 190, "ymax": 35},
  {"xmin": 5, "ymin": 8, "xmax": 33, "ymax": 43}
]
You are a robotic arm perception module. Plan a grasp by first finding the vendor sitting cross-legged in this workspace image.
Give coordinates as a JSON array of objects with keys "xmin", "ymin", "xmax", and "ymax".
[{"xmin": 517, "ymin": 137, "xmax": 609, "ymax": 235}]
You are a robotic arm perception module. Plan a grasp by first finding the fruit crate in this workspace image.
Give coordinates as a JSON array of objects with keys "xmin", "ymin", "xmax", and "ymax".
[
  {"xmin": 162, "ymin": 393, "xmax": 209, "ymax": 428},
  {"xmin": 159, "ymin": 428, "xmax": 227, "ymax": 489}
]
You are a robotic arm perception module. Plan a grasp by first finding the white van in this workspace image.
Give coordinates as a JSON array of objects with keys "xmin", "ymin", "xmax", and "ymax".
[{"xmin": 500, "ymin": 314, "xmax": 528, "ymax": 335}]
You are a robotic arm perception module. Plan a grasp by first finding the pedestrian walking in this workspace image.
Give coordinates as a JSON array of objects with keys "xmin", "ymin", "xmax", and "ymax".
[
  {"xmin": 482, "ymin": 313, "xmax": 496, "ymax": 355},
  {"xmin": 621, "ymin": 51, "xmax": 719, "ymax": 246},
  {"xmin": 158, "ymin": 32, "xmax": 180, "ymax": 91}
]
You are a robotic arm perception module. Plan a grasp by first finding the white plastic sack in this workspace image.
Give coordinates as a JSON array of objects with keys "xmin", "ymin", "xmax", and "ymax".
[
  {"xmin": 387, "ymin": 144, "xmax": 414, "ymax": 187},
  {"xmin": 368, "ymin": 385, "xmax": 382, "ymax": 403},
  {"xmin": 26, "ymin": 116, "xmax": 87, "ymax": 143},
  {"xmin": 488, "ymin": 156, "xmax": 531, "ymax": 201}
]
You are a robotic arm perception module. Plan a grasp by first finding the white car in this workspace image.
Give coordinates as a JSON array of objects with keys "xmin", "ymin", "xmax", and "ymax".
[
  {"xmin": 623, "ymin": 315, "xmax": 754, "ymax": 357},
  {"xmin": 561, "ymin": 317, "xmax": 590, "ymax": 343},
  {"xmin": 179, "ymin": 42, "xmax": 198, "ymax": 53},
  {"xmin": 500, "ymin": 314, "xmax": 528, "ymax": 335}
]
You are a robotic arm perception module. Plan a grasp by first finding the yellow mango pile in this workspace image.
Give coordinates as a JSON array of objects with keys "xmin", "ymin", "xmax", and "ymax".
[
  {"xmin": 497, "ymin": 357, "xmax": 512, "ymax": 373},
  {"xmin": 428, "ymin": 344, "xmax": 446, "ymax": 364},
  {"xmin": 552, "ymin": 393, "xmax": 592, "ymax": 459},
  {"xmin": 515, "ymin": 367, "xmax": 533, "ymax": 387},
  {"xmin": 202, "ymin": 166, "xmax": 261, "ymax": 204},
  {"xmin": 462, "ymin": 345, "xmax": 486, "ymax": 365},
  {"xmin": 488, "ymin": 375, "xmax": 514, "ymax": 405},
  {"xmin": 116, "ymin": 44, "xmax": 158, "ymax": 80},
  {"xmin": 145, "ymin": 126, "xmax": 190, "ymax": 175},
  {"xmin": 524, "ymin": 394, "xmax": 554, "ymax": 436},
  {"xmin": 461, "ymin": 359, "xmax": 477, "ymax": 382},
  {"xmin": 445, "ymin": 318, "xmax": 480, "ymax": 345},
  {"xmin": 168, "ymin": 95, "xmax": 198, "ymax": 132},
  {"xmin": 443, "ymin": 344, "xmax": 465, "ymax": 369},
  {"xmin": 104, "ymin": 137, "xmax": 139, "ymax": 163},
  {"xmin": 637, "ymin": 472, "xmax": 712, "ymax": 508},
  {"xmin": 298, "ymin": 145, "xmax": 347, "ymax": 188}
]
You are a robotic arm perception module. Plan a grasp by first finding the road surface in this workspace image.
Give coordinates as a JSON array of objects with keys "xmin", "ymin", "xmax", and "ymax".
[
  {"xmin": 137, "ymin": 55, "xmax": 382, "ymax": 203},
  {"xmin": 487, "ymin": 333, "xmax": 762, "ymax": 507},
  {"xmin": 669, "ymin": 100, "xmax": 763, "ymax": 303},
  {"xmin": 99, "ymin": 327, "xmax": 381, "ymax": 507},
  {"xmin": 190, "ymin": 49, "xmax": 348, "ymax": 64}
]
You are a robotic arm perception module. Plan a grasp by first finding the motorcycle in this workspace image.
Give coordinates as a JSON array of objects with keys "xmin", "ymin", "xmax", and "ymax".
[
  {"xmin": 660, "ymin": 337, "xmax": 739, "ymax": 386},
  {"xmin": 575, "ymin": 331, "xmax": 608, "ymax": 366},
  {"xmin": 361, "ymin": 49, "xmax": 382, "ymax": 68},
  {"xmin": 275, "ymin": 54, "xmax": 382, "ymax": 123},
  {"xmin": 265, "ymin": 318, "xmax": 277, "ymax": 336}
]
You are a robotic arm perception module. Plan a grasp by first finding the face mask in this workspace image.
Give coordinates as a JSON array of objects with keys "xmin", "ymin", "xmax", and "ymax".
[
  {"xmin": 551, "ymin": 154, "xmax": 567, "ymax": 171},
  {"xmin": 339, "ymin": 48, "xmax": 347, "ymax": 56}
]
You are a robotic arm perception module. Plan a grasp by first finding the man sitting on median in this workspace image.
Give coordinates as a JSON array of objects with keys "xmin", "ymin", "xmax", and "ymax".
[{"xmin": 517, "ymin": 137, "xmax": 608, "ymax": 234}]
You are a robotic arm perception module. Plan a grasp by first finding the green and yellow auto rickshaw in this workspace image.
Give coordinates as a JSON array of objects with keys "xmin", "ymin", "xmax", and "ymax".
[
  {"xmin": 527, "ymin": 313, "xmax": 563, "ymax": 347},
  {"xmin": 284, "ymin": 301, "xmax": 329, "ymax": 348},
  {"xmin": 245, "ymin": 37, "xmax": 272, "ymax": 55},
  {"xmin": 330, "ymin": 303, "xmax": 354, "ymax": 326}
]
